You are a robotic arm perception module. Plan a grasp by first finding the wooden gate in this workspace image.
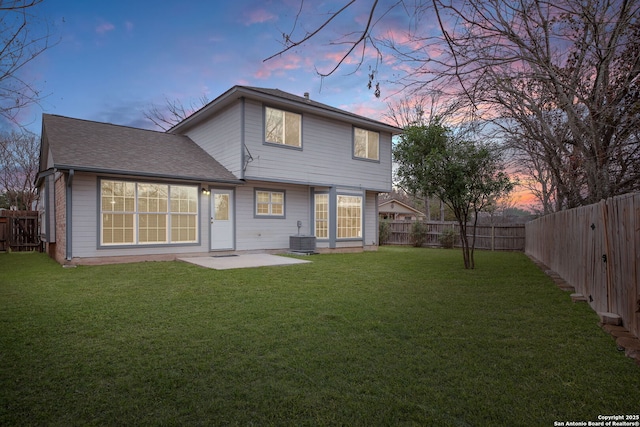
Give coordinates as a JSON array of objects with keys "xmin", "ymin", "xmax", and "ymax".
[{"xmin": 0, "ymin": 210, "xmax": 42, "ymax": 252}]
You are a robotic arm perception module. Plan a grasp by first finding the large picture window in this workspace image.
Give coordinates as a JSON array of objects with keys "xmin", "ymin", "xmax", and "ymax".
[
  {"xmin": 337, "ymin": 195, "xmax": 362, "ymax": 239},
  {"xmin": 100, "ymin": 180, "xmax": 198, "ymax": 246},
  {"xmin": 354, "ymin": 128, "xmax": 379, "ymax": 161},
  {"xmin": 265, "ymin": 106, "xmax": 301, "ymax": 147}
]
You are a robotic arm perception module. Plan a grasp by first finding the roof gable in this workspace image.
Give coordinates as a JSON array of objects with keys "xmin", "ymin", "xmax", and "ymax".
[
  {"xmin": 41, "ymin": 114, "xmax": 239, "ymax": 183},
  {"xmin": 379, "ymin": 199, "xmax": 426, "ymax": 217},
  {"xmin": 170, "ymin": 85, "xmax": 402, "ymax": 135}
]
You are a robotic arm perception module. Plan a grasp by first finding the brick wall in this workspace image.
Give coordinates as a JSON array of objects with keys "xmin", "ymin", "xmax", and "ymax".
[{"xmin": 53, "ymin": 173, "xmax": 66, "ymax": 263}]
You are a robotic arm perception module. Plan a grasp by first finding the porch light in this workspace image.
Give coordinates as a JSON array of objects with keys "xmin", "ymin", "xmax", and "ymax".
[{"xmin": 201, "ymin": 188, "xmax": 210, "ymax": 195}]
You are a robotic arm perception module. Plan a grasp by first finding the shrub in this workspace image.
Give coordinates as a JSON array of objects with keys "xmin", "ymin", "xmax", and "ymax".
[
  {"xmin": 379, "ymin": 220, "xmax": 391, "ymax": 245},
  {"xmin": 410, "ymin": 221, "xmax": 428, "ymax": 247},
  {"xmin": 439, "ymin": 228, "xmax": 457, "ymax": 249}
]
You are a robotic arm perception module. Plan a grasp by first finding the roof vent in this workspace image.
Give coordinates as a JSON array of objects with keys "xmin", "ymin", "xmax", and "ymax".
[{"xmin": 304, "ymin": 92, "xmax": 310, "ymax": 101}]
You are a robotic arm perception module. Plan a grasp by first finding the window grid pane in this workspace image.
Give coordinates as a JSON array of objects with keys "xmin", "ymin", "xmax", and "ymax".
[
  {"xmin": 315, "ymin": 194, "xmax": 329, "ymax": 238},
  {"xmin": 354, "ymin": 128, "xmax": 379, "ymax": 160},
  {"xmin": 101, "ymin": 180, "xmax": 136, "ymax": 245},
  {"xmin": 265, "ymin": 107, "xmax": 284, "ymax": 144},
  {"xmin": 139, "ymin": 213, "xmax": 167, "ymax": 243},
  {"xmin": 354, "ymin": 128, "xmax": 367, "ymax": 159},
  {"xmin": 170, "ymin": 186, "xmax": 198, "ymax": 243},
  {"xmin": 284, "ymin": 111, "xmax": 301, "ymax": 147},
  {"xmin": 337, "ymin": 195, "xmax": 362, "ymax": 239},
  {"xmin": 256, "ymin": 191, "xmax": 284, "ymax": 216},
  {"xmin": 171, "ymin": 214, "xmax": 197, "ymax": 242},
  {"xmin": 102, "ymin": 213, "xmax": 134, "ymax": 244}
]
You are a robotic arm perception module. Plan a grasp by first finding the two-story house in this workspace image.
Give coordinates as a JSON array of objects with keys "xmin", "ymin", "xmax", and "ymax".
[{"xmin": 37, "ymin": 86, "xmax": 401, "ymax": 265}]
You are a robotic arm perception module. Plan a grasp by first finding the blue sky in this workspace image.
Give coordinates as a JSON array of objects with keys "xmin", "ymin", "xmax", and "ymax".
[
  {"xmin": 20, "ymin": 0, "xmax": 400, "ymax": 134},
  {"xmin": 13, "ymin": 1, "xmax": 536, "ymax": 208}
]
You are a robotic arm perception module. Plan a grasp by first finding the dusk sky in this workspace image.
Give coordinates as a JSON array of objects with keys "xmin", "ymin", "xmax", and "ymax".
[
  {"xmin": 22, "ymin": 0, "xmax": 402, "ymax": 134},
  {"xmin": 17, "ymin": 0, "xmax": 534, "ymax": 208}
]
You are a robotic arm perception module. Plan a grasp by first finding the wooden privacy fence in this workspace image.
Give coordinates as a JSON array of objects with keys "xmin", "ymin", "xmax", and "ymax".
[
  {"xmin": 525, "ymin": 193, "xmax": 639, "ymax": 339},
  {"xmin": 0, "ymin": 210, "xmax": 42, "ymax": 252},
  {"xmin": 382, "ymin": 220, "xmax": 526, "ymax": 251}
]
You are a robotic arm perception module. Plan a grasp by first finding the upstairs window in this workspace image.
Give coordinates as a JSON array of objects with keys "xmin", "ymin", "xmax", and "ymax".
[
  {"xmin": 354, "ymin": 127, "xmax": 379, "ymax": 161},
  {"xmin": 265, "ymin": 106, "xmax": 301, "ymax": 148}
]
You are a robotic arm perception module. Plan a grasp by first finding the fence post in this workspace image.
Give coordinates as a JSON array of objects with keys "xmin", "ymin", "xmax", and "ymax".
[{"xmin": 491, "ymin": 225, "xmax": 495, "ymax": 251}]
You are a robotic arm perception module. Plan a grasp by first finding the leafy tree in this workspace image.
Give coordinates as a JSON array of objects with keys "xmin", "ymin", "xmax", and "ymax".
[{"xmin": 394, "ymin": 122, "xmax": 514, "ymax": 268}]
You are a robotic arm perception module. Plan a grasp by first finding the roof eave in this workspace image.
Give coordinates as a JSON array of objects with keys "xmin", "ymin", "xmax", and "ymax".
[{"xmin": 53, "ymin": 164, "xmax": 243, "ymax": 185}]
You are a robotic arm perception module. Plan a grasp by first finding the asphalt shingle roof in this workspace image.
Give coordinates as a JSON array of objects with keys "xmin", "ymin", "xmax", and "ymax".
[{"xmin": 42, "ymin": 114, "xmax": 239, "ymax": 183}]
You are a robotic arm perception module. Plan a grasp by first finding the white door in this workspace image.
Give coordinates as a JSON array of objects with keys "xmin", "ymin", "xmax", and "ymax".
[{"xmin": 210, "ymin": 189, "xmax": 234, "ymax": 250}]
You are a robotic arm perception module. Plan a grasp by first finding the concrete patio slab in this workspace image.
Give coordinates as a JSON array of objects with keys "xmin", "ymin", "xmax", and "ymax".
[{"xmin": 178, "ymin": 254, "xmax": 311, "ymax": 270}]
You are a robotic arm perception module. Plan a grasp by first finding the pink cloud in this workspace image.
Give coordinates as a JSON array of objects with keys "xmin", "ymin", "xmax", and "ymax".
[
  {"xmin": 254, "ymin": 54, "xmax": 303, "ymax": 79},
  {"xmin": 243, "ymin": 9, "xmax": 277, "ymax": 25},
  {"xmin": 96, "ymin": 22, "xmax": 115, "ymax": 34}
]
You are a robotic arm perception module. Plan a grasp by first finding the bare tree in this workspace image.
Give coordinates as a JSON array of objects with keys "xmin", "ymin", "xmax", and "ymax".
[
  {"xmin": 0, "ymin": 0, "xmax": 54, "ymax": 125},
  {"xmin": 0, "ymin": 129, "xmax": 39, "ymax": 209},
  {"xmin": 268, "ymin": 0, "xmax": 640, "ymax": 210},
  {"xmin": 144, "ymin": 95, "xmax": 209, "ymax": 131},
  {"xmin": 384, "ymin": 91, "xmax": 463, "ymax": 129}
]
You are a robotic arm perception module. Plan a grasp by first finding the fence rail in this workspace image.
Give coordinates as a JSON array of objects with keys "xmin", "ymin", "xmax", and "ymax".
[
  {"xmin": 0, "ymin": 210, "xmax": 42, "ymax": 252},
  {"xmin": 525, "ymin": 193, "xmax": 639, "ymax": 338},
  {"xmin": 382, "ymin": 220, "xmax": 526, "ymax": 251}
]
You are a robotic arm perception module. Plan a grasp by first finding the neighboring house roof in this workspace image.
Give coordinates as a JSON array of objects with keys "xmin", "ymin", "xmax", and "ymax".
[
  {"xmin": 170, "ymin": 85, "xmax": 403, "ymax": 135},
  {"xmin": 40, "ymin": 114, "xmax": 240, "ymax": 184},
  {"xmin": 379, "ymin": 199, "xmax": 426, "ymax": 217}
]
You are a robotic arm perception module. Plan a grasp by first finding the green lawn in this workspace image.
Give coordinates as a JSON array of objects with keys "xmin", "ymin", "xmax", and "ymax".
[{"xmin": 1, "ymin": 248, "xmax": 638, "ymax": 426}]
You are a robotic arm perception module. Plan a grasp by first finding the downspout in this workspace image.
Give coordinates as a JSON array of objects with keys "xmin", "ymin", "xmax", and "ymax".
[
  {"xmin": 66, "ymin": 169, "xmax": 74, "ymax": 261},
  {"xmin": 360, "ymin": 189, "xmax": 366, "ymax": 247},
  {"xmin": 374, "ymin": 192, "xmax": 379, "ymax": 247},
  {"xmin": 240, "ymin": 97, "xmax": 246, "ymax": 180}
]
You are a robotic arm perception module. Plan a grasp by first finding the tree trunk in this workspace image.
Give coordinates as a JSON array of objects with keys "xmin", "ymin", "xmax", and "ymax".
[{"xmin": 458, "ymin": 219, "xmax": 471, "ymax": 269}]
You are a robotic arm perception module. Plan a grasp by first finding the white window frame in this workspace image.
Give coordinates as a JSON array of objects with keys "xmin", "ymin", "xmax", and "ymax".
[
  {"xmin": 264, "ymin": 106, "xmax": 302, "ymax": 148},
  {"xmin": 255, "ymin": 189, "xmax": 286, "ymax": 218},
  {"xmin": 353, "ymin": 127, "xmax": 379, "ymax": 161}
]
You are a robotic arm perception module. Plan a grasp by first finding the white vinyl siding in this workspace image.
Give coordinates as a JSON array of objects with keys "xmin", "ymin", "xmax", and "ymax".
[
  {"xmin": 243, "ymin": 100, "xmax": 392, "ymax": 191},
  {"xmin": 235, "ymin": 183, "xmax": 310, "ymax": 251},
  {"xmin": 184, "ymin": 102, "xmax": 243, "ymax": 177},
  {"xmin": 265, "ymin": 107, "xmax": 301, "ymax": 147},
  {"xmin": 354, "ymin": 128, "xmax": 379, "ymax": 161}
]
